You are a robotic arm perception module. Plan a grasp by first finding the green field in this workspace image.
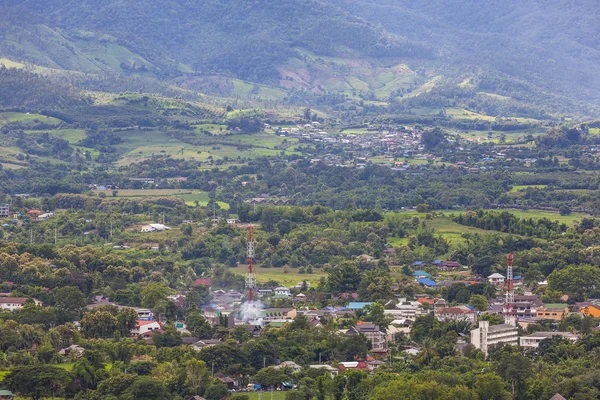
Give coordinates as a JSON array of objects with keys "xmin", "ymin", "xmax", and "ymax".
[
  {"xmin": 231, "ymin": 264, "xmax": 326, "ymax": 287},
  {"xmin": 0, "ymin": 112, "xmax": 63, "ymax": 126},
  {"xmin": 114, "ymin": 189, "xmax": 230, "ymax": 209},
  {"xmin": 510, "ymin": 184, "xmax": 548, "ymax": 192},
  {"xmin": 245, "ymin": 392, "xmax": 287, "ymax": 400}
]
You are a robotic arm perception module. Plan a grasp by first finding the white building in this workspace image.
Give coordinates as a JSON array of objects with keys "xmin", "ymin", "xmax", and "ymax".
[
  {"xmin": 0, "ymin": 205, "xmax": 9, "ymax": 218},
  {"xmin": 470, "ymin": 320, "xmax": 518, "ymax": 355},
  {"xmin": 140, "ymin": 224, "xmax": 171, "ymax": 233},
  {"xmin": 488, "ymin": 273, "xmax": 505, "ymax": 286},
  {"xmin": 308, "ymin": 365, "xmax": 339, "ymax": 378},
  {"xmin": 520, "ymin": 332, "xmax": 578, "ymax": 348},
  {"xmin": 131, "ymin": 320, "xmax": 161, "ymax": 336},
  {"xmin": 0, "ymin": 298, "xmax": 42, "ymax": 311},
  {"xmin": 274, "ymin": 287, "xmax": 291, "ymax": 297}
]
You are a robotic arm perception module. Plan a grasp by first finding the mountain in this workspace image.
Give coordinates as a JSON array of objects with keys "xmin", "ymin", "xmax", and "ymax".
[
  {"xmin": 331, "ymin": 0, "xmax": 600, "ymax": 103},
  {"xmin": 0, "ymin": 0, "xmax": 433, "ymax": 81},
  {"xmin": 0, "ymin": 0, "xmax": 599, "ymax": 119}
]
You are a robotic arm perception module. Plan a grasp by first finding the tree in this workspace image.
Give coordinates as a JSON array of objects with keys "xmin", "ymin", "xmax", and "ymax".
[
  {"xmin": 253, "ymin": 367, "xmax": 289, "ymax": 388},
  {"xmin": 362, "ymin": 303, "xmax": 392, "ymax": 332},
  {"xmin": 185, "ymin": 359, "xmax": 209, "ymax": 395},
  {"xmin": 122, "ymin": 376, "xmax": 171, "ymax": 400},
  {"xmin": 469, "ymin": 294, "xmax": 489, "ymax": 311},
  {"xmin": 496, "ymin": 352, "xmax": 533, "ymax": 398},
  {"xmin": 474, "ymin": 373, "xmax": 511, "ymax": 400},
  {"xmin": 186, "ymin": 308, "xmax": 213, "ymax": 338},
  {"xmin": 53, "ymin": 286, "xmax": 87, "ymax": 315},
  {"xmin": 81, "ymin": 311, "xmax": 118, "ymax": 339},
  {"xmin": 326, "ymin": 262, "xmax": 361, "ymax": 294},
  {"xmin": 548, "ymin": 265, "xmax": 600, "ymax": 300},
  {"xmin": 205, "ymin": 382, "xmax": 229, "ymax": 400},
  {"xmin": 141, "ymin": 282, "xmax": 171, "ymax": 309},
  {"xmin": 6, "ymin": 365, "xmax": 71, "ymax": 400},
  {"xmin": 421, "ymin": 128, "xmax": 446, "ymax": 149}
]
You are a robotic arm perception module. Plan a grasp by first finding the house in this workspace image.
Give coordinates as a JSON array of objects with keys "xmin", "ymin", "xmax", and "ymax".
[
  {"xmin": 0, "ymin": 205, "xmax": 9, "ymax": 218},
  {"xmin": 308, "ymin": 365, "xmax": 339, "ymax": 378},
  {"xmin": 274, "ymin": 287, "xmax": 291, "ymax": 297},
  {"xmin": 439, "ymin": 261, "xmax": 461, "ymax": 271},
  {"xmin": 549, "ymin": 394, "xmax": 566, "ymax": 400},
  {"xmin": 37, "ymin": 212, "xmax": 54, "ymax": 221},
  {"xmin": 226, "ymin": 219, "xmax": 240, "ymax": 224},
  {"xmin": 338, "ymin": 361, "xmax": 370, "ymax": 372},
  {"xmin": 277, "ymin": 361, "xmax": 302, "ymax": 373},
  {"xmin": 511, "ymin": 295, "xmax": 543, "ymax": 318},
  {"xmin": 347, "ymin": 302, "xmax": 374, "ymax": 310},
  {"xmin": 520, "ymin": 332, "xmax": 578, "ymax": 348},
  {"xmin": 488, "ymin": 273, "xmax": 505, "ymax": 286},
  {"xmin": 192, "ymin": 339, "xmax": 223, "ymax": 351},
  {"xmin": 0, "ymin": 297, "xmax": 42, "ymax": 311},
  {"xmin": 435, "ymin": 307, "xmax": 476, "ymax": 323},
  {"xmin": 0, "ymin": 390, "xmax": 14, "ymax": 399},
  {"xmin": 416, "ymin": 278, "xmax": 437, "ymax": 287},
  {"xmin": 580, "ymin": 303, "xmax": 600, "ymax": 318},
  {"xmin": 131, "ymin": 320, "xmax": 161, "ymax": 336},
  {"xmin": 186, "ymin": 396, "xmax": 207, "ymax": 400},
  {"xmin": 140, "ymin": 223, "xmax": 171, "ymax": 233},
  {"xmin": 536, "ymin": 304, "xmax": 569, "ymax": 321},
  {"xmin": 412, "ymin": 270, "xmax": 430, "ymax": 278},
  {"xmin": 218, "ymin": 376, "xmax": 236, "ymax": 390},
  {"xmin": 58, "ymin": 345, "xmax": 85, "ymax": 358},
  {"xmin": 470, "ymin": 320, "xmax": 518, "ymax": 355},
  {"xmin": 413, "ymin": 261, "xmax": 427, "ymax": 267},
  {"xmin": 261, "ymin": 308, "xmax": 297, "ymax": 321},
  {"xmin": 344, "ymin": 324, "xmax": 387, "ymax": 352}
]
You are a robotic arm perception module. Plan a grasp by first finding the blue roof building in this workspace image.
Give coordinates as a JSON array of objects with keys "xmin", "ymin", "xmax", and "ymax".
[
  {"xmin": 432, "ymin": 260, "xmax": 443, "ymax": 265},
  {"xmin": 413, "ymin": 261, "xmax": 426, "ymax": 266},
  {"xmin": 416, "ymin": 278, "xmax": 437, "ymax": 287},
  {"xmin": 347, "ymin": 302, "xmax": 374, "ymax": 310},
  {"xmin": 413, "ymin": 271, "xmax": 431, "ymax": 278}
]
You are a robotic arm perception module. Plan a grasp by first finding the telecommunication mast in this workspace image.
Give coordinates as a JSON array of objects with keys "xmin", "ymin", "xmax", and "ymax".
[
  {"xmin": 503, "ymin": 253, "xmax": 516, "ymax": 326},
  {"xmin": 246, "ymin": 225, "xmax": 256, "ymax": 302}
]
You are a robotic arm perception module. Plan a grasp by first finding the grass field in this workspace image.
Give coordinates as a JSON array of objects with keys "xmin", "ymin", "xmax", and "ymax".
[
  {"xmin": 231, "ymin": 264, "xmax": 326, "ymax": 287},
  {"xmin": 245, "ymin": 392, "xmax": 287, "ymax": 400}
]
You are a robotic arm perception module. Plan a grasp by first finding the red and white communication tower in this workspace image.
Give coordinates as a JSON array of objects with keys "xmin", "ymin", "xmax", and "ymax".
[
  {"xmin": 503, "ymin": 253, "xmax": 516, "ymax": 326},
  {"xmin": 246, "ymin": 225, "xmax": 256, "ymax": 302}
]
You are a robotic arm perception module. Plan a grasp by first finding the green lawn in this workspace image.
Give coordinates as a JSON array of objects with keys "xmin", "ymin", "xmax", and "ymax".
[{"xmin": 244, "ymin": 391, "xmax": 287, "ymax": 400}]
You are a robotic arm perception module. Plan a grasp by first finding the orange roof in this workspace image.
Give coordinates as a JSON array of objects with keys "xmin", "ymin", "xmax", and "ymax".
[
  {"xmin": 417, "ymin": 298, "xmax": 433, "ymax": 304},
  {"xmin": 136, "ymin": 320, "xmax": 160, "ymax": 327}
]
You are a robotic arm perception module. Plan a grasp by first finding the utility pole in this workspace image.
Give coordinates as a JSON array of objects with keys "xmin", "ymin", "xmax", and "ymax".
[
  {"xmin": 54, "ymin": 228, "xmax": 57, "ymax": 246},
  {"xmin": 30, "ymin": 228, "xmax": 33, "ymax": 244},
  {"xmin": 110, "ymin": 221, "xmax": 113, "ymax": 238}
]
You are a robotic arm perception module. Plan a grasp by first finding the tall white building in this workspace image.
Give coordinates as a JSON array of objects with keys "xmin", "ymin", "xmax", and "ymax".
[{"xmin": 470, "ymin": 320, "xmax": 518, "ymax": 355}]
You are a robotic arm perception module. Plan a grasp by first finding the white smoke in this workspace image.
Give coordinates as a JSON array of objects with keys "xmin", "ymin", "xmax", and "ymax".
[{"xmin": 240, "ymin": 300, "xmax": 264, "ymax": 325}]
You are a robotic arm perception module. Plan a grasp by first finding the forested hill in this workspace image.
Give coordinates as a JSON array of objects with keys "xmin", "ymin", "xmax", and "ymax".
[
  {"xmin": 0, "ymin": 0, "xmax": 433, "ymax": 82},
  {"xmin": 330, "ymin": 0, "xmax": 600, "ymax": 103}
]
